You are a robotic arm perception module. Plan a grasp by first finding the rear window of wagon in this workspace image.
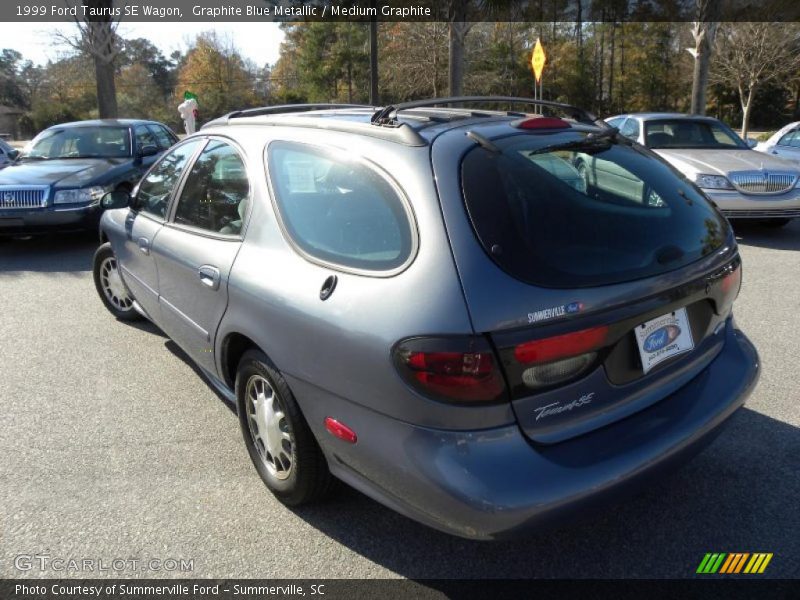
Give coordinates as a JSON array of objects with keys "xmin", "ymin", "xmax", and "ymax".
[{"xmin": 461, "ymin": 132, "xmax": 729, "ymax": 288}]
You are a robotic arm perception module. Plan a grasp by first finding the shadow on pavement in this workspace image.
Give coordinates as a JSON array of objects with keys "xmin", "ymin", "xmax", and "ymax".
[
  {"xmin": 163, "ymin": 338, "xmax": 237, "ymax": 414},
  {"xmin": 732, "ymin": 219, "xmax": 800, "ymax": 251},
  {"xmin": 286, "ymin": 408, "xmax": 799, "ymax": 579},
  {"xmin": 0, "ymin": 233, "xmax": 97, "ymax": 274}
]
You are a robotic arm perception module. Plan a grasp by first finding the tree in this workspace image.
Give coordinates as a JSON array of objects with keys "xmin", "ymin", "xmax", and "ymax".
[
  {"xmin": 688, "ymin": 0, "xmax": 719, "ymax": 115},
  {"xmin": 56, "ymin": 0, "xmax": 122, "ymax": 118},
  {"xmin": 0, "ymin": 49, "xmax": 27, "ymax": 108},
  {"xmin": 712, "ymin": 22, "xmax": 800, "ymax": 137},
  {"xmin": 174, "ymin": 32, "xmax": 259, "ymax": 121}
]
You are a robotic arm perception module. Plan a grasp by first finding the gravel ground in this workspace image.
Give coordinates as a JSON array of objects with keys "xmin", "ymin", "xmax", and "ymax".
[{"xmin": 0, "ymin": 221, "xmax": 798, "ymax": 580}]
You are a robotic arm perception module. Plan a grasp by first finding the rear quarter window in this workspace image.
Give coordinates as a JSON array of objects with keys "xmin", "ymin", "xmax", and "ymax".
[
  {"xmin": 461, "ymin": 133, "xmax": 730, "ymax": 288},
  {"xmin": 266, "ymin": 141, "xmax": 416, "ymax": 273}
]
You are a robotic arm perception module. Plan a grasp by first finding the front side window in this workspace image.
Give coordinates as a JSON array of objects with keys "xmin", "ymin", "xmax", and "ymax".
[
  {"xmin": 132, "ymin": 140, "xmax": 202, "ymax": 219},
  {"xmin": 135, "ymin": 125, "xmax": 157, "ymax": 150},
  {"xmin": 461, "ymin": 133, "xmax": 729, "ymax": 288},
  {"xmin": 149, "ymin": 125, "xmax": 176, "ymax": 149},
  {"xmin": 267, "ymin": 141, "xmax": 415, "ymax": 272},
  {"xmin": 644, "ymin": 119, "xmax": 745, "ymax": 149},
  {"xmin": 173, "ymin": 140, "xmax": 250, "ymax": 235}
]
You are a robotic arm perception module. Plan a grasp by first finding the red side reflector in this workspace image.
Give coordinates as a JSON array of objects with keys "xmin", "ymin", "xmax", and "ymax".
[
  {"xmin": 515, "ymin": 117, "xmax": 571, "ymax": 130},
  {"xmin": 324, "ymin": 417, "xmax": 357, "ymax": 444},
  {"xmin": 514, "ymin": 325, "xmax": 609, "ymax": 365}
]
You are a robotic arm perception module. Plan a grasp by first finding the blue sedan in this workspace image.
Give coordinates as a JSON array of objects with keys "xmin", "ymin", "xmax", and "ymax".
[{"xmin": 0, "ymin": 119, "xmax": 177, "ymax": 236}]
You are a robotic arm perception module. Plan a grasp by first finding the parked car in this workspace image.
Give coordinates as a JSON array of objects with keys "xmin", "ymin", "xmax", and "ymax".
[
  {"xmin": 0, "ymin": 137, "xmax": 19, "ymax": 170},
  {"xmin": 93, "ymin": 98, "xmax": 759, "ymax": 540},
  {"xmin": 754, "ymin": 121, "xmax": 800, "ymax": 164},
  {"xmin": 604, "ymin": 113, "xmax": 800, "ymax": 227},
  {"xmin": 0, "ymin": 119, "xmax": 178, "ymax": 236}
]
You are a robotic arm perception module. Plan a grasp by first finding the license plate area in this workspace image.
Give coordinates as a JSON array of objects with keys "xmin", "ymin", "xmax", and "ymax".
[{"xmin": 634, "ymin": 307, "xmax": 695, "ymax": 374}]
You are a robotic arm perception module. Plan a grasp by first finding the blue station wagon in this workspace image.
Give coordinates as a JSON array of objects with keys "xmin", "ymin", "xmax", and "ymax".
[{"xmin": 92, "ymin": 98, "xmax": 760, "ymax": 539}]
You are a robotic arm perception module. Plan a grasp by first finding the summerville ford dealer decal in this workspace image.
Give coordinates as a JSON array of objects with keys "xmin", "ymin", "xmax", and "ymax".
[{"xmin": 527, "ymin": 302, "xmax": 584, "ymax": 324}]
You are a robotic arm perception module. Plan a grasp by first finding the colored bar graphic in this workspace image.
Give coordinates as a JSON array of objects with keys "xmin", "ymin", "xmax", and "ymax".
[{"xmin": 698, "ymin": 552, "xmax": 772, "ymax": 574}]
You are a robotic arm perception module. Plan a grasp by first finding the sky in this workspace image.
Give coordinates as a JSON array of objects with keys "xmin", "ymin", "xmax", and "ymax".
[{"xmin": 0, "ymin": 21, "xmax": 285, "ymax": 67}]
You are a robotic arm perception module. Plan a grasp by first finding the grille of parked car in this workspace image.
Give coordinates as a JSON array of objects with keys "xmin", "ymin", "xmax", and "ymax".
[
  {"xmin": 0, "ymin": 186, "xmax": 49, "ymax": 209},
  {"xmin": 729, "ymin": 171, "xmax": 797, "ymax": 195}
]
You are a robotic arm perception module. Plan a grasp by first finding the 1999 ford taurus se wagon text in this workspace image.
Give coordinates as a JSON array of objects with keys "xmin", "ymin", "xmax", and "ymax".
[{"xmin": 92, "ymin": 98, "xmax": 760, "ymax": 540}]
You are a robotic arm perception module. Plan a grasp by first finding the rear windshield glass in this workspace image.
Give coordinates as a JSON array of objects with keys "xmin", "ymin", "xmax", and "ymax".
[{"xmin": 461, "ymin": 132, "xmax": 729, "ymax": 288}]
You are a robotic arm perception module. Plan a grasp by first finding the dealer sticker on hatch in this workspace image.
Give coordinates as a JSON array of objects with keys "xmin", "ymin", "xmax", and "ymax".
[{"xmin": 634, "ymin": 308, "xmax": 695, "ymax": 374}]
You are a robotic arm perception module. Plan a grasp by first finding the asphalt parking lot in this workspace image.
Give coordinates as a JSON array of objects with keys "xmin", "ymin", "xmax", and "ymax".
[{"xmin": 0, "ymin": 222, "xmax": 798, "ymax": 580}]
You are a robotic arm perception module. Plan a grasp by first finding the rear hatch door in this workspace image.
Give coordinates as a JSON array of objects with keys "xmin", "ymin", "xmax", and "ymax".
[{"xmin": 431, "ymin": 121, "xmax": 741, "ymax": 443}]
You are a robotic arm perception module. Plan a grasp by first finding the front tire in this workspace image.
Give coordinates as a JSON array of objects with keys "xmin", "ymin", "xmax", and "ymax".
[
  {"xmin": 92, "ymin": 242, "xmax": 141, "ymax": 321},
  {"xmin": 235, "ymin": 350, "xmax": 332, "ymax": 506}
]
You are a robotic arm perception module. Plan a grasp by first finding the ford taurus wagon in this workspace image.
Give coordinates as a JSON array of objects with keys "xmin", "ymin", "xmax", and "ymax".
[{"xmin": 93, "ymin": 97, "xmax": 760, "ymax": 540}]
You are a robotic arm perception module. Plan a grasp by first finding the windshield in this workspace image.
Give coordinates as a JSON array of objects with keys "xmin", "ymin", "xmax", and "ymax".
[
  {"xmin": 461, "ymin": 132, "xmax": 730, "ymax": 288},
  {"xmin": 644, "ymin": 119, "xmax": 745, "ymax": 150},
  {"xmin": 24, "ymin": 126, "xmax": 131, "ymax": 159}
]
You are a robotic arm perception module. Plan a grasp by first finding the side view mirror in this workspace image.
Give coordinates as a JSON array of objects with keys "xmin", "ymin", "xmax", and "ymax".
[
  {"xmin": 139, "ymin": 144, "xmax": 159, "ymax": 158},
  {"xmin": 746, "ymin": 138, "xmax": 758, "ymax": 148},
  {"xmin": 101, "ymin": 190, "xmax": 130, "ymax": 210},
  {"xmin": 8, "ymin": 149, "xmax": 20, "ymax": 161}
]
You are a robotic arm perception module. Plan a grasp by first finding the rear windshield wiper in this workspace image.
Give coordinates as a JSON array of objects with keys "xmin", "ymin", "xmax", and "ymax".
[{"xmin": 526, "ymin": 127, "xmax": 622, "ymax": 156}]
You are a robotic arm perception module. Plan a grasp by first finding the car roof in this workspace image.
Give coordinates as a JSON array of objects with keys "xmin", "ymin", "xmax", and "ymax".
[
  {"xmin": 202, "ymin": 105, "xmax": 606, "ymax": 147},
  {"xmin": 45, "ymin": 119, "xmax": 164, "ymax": 129},
  {"xmin": 609, "ymin": 112, "xmax": 721, "ymax": 122}
]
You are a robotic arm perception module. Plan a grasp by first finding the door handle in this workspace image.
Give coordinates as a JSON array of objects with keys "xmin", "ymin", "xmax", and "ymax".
[
  {"xmin": 137, "ymin": 237, "xmax": 150, "ymax": 255},
  {"xmin": 772, "ymin": 150, "xmax": 778, "ymax": 154},
  {"xmin": 198, "ymin": 265, "xmax": 221, "ymax": 290}
]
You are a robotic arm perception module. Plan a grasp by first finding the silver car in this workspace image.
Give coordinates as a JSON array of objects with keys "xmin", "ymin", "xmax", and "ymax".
[
  {"xmin": 606, "ymin": 113, "xmax": 800, "ymax": 227},
  {"xmin": 92, "ymin": 99, "xmax": 758, "ymax": 540}
]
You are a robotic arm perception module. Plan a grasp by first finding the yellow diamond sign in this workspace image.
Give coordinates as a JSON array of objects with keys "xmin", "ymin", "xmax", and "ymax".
[{"xmin": 531, "ymin": 39, "xmax": 546, "ymax": 83}]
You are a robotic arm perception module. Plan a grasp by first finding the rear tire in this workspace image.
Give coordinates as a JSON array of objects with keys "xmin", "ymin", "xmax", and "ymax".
[
  {"xmin": 92, "ymin": 242, "xmax": 142, "ymax": 321},
  {"xmin": 761, "ymin": 218, "xmax": 792, "ymax": 228},
  {"xmin": 235, "ymin": 349, "xmax": 332, "ymax": 506}
]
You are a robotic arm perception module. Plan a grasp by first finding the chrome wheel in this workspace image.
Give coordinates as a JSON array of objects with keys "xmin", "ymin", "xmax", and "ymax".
[
  {"xmin": 99, "ymin": 256, "xmax": 133, "ymax": 311},
  {"xmin": 245, "ymin": 374, "xmax": 293, "ymax": 480}
]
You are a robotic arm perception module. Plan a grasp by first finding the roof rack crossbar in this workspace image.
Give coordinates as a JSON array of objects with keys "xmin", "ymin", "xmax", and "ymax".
[
  {"xmin": 225, "ymin": 103, "xmax": 371, "ymax": 123},
  {"xmin": 370, "ymin": 96, "xmax": 602, "ymax": 128}
]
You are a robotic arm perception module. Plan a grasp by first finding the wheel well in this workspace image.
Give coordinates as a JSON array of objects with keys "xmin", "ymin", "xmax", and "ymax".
[{"xmin": 222, "ymin": 332, "xmax": 259, "ymax": 388}]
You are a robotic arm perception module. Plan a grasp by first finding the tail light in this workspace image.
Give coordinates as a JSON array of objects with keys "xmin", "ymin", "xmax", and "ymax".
[
  {"xmin": 513, "ymin": 325, "xmax": 609, "ymax": 389},
  {"xmin": 721, "ymin": 264, "xmax": 741, "ymax": 298},
  {"xmin": 393, "ymin": 336, "xmax": 507, "ymax": 404}
]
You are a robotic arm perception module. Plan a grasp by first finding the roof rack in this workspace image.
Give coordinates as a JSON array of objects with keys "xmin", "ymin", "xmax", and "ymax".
[
  {"xmin": 370, "ymin": 96, "xmax": 603, "ymax": 128},
  {"xmin": 202, "ymin": 104, "xmax": 372, "ymax": 129}
]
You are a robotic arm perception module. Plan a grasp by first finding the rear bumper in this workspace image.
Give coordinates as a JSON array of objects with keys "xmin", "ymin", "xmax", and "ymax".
[
  {"xmin": 705, "ymin": 188, "xmax": 800, "ymax": 219},
  {"xmin": 0, "ymin": 204, "xmax": 102, "ymax": 235},
  {"xmin": 297, "ymin": 320, "xmax": 759, "ymax": 540}
]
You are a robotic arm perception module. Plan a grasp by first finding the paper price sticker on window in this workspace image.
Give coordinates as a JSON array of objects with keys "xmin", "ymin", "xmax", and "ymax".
[
  {"xmin": 634, "ymin": 308, "xmax": 695, "ymax": 374},
  {"xmin": 285, "ymin": 161, "xmax": 317, "ymax": 193}
]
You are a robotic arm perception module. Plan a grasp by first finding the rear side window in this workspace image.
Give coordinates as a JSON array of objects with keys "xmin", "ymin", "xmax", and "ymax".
[
  {"xmin": 461, "ymin": 133, "xmax": 729, "ymax": 288},
  {"xmin": 267, "ymin": 141, "xmax": 415, "ymax": 272}
]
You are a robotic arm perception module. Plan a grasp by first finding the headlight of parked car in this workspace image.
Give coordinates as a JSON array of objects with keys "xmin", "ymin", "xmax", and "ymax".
[
  {"xmin": 53, "ymin": 186, "xmax": 109, "ymax": 205},
  {"xmin": 694, "ymin": 174, "xmax": 734, "ymax": 190}
]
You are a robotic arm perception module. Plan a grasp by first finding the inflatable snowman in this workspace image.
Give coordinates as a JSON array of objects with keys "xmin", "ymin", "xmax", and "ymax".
[{"xmin": 178, "ymin": 93, "xmax": 199, "ymax": 135}]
